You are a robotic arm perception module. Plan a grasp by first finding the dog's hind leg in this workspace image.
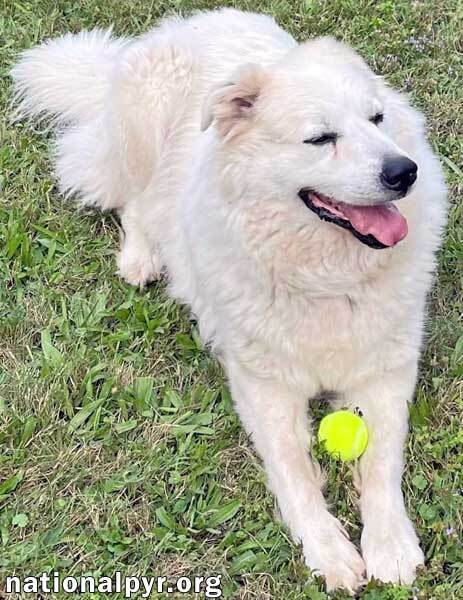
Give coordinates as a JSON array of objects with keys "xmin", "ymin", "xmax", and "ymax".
[
  {"xmin": 110, "ymin": 39, "xmax": 195, "ymax": 286},
  {"xmin": 110, "ymin": 36, "xmax": 196, "ymax": 193},
  {"xmin": 117, "ymin": 199, "xmax": 163, "ymax": 287}
]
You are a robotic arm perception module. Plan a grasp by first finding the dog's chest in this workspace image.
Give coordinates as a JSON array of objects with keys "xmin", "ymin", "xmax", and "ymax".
[
  {"xmin": 245, "ymin": 289, "xmax": 407, "ymax": 392},
  {"xmin": 274, "ymin": 294, "xmax": 363, "ymax": 357}
]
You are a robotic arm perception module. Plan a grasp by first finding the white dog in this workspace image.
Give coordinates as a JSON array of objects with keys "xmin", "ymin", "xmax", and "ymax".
[{"xmin": 11, "ymin": 8, "xmax": 447, "ymax": 592}]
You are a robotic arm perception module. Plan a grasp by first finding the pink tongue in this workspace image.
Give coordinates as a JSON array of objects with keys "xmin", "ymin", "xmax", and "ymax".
[{"xmin": 339, "ymin": 203, "xmax": 408, "ymax": 246}]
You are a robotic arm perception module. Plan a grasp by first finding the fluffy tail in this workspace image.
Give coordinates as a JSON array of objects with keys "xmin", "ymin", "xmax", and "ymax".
[
  {"xmin": 11, "ymin": 28, "xmax": 195, "ymax": 211},
  {"xmin": 11, "ymin": 29, "xmax": 134, "ymax": 210},
  {"xmin": 11, "ymin": 29, "xmax": 127, "ymax": 123}
]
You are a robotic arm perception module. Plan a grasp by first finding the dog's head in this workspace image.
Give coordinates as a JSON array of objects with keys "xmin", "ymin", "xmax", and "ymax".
[{"xmin": 202, "ymin": 37, "xmax": 422, "ymax": 251}]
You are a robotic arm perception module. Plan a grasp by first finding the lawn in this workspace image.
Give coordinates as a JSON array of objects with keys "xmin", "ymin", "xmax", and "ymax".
[{"xmin": 0, "ymin": 0, "xmax": 462, "ymax": 599}]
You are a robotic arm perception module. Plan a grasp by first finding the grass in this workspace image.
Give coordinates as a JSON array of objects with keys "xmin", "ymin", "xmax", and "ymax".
[{"xmin": 0, "ymin": 0, "xmax": 462, "ymax": 598}]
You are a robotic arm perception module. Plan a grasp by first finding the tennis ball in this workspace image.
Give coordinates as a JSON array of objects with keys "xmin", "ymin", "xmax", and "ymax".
[{"xmin": 318, "ymin": 410, "xmax": 368, "ymax": 461}]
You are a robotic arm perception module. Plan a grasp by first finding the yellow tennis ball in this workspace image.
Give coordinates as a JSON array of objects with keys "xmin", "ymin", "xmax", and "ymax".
[{"xmin": 318, "ymin": 410, "xmax": 368, "ymax": 461}]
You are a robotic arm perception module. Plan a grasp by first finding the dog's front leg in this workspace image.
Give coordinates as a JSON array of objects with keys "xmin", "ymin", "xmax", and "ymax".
[
  {"xmin": 346, "ymin": 362, "xmax": 425, "ymax": 584},
  {"xmin": 227, "ymin": 359, "xmax": 365, "ymax": 593}
]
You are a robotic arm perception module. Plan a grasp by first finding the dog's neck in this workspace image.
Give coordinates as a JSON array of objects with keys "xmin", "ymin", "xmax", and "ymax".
[{"xmin": 236, "ymin": 196, "xmax": 402, "ymax": 298}]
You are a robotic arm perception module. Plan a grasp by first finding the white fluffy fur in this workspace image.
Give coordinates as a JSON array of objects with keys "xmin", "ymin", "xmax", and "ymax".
[{"xmin": 11, "ymin": 8, "xmax": 447, "ymax": 592}]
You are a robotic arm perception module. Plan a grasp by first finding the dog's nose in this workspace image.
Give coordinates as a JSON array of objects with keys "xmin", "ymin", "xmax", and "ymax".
[{"xmin": 381, "ymin": 156, "xmax": 418, "ymax": 193}]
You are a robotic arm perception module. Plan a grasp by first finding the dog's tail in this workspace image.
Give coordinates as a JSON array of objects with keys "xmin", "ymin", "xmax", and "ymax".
[
  {"xmin": 11, "ymin": 28, "xmax": 196, "ymax": 211},
  {"xmin": 10, "ymin": 29, "xmax": 135, "ymax": 210},
  {"xmin": 11, "ymin": 29, "xmax": 127, "ymax": 124}
]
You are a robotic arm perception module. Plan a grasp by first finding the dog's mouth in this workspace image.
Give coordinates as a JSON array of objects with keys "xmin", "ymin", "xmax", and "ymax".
[{"xmin": 298, "ymin": 189, "xmax": 408, "ymax": 249}]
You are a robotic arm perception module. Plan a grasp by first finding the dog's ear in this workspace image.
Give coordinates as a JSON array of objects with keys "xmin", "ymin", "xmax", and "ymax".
[{"xmin": 201, "ymin": 63, "xmax": 270, "ymax": 139}]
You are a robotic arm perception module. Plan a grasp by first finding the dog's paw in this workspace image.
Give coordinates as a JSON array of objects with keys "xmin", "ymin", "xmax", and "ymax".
[
  {"xmin": 117, "ymin": 245, "xmax": 162, "ymax": 288},
  {"xmin": 304, "ymin": 515, "xmax": 366, "ymax": 594},
  {"xmin": 361, "ymin": 513, "xmax": 424, "ymax": 585}
]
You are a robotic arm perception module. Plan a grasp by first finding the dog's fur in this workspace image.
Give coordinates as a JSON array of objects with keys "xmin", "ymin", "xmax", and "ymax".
[{"xmin": 11, "ymin": 9, "xmax": 447, "ymax": 592}]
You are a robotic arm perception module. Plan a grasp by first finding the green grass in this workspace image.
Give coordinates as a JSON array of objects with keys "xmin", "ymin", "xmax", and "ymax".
[{"xmin": 1, "ymin": 1, "xmax": 462, "ymax": 598}]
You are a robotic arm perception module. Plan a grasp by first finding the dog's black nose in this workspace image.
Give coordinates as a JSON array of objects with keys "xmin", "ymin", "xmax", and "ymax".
[{"xmin": 381, "ymin": 156, "xmax": 418, "ymax": 193}]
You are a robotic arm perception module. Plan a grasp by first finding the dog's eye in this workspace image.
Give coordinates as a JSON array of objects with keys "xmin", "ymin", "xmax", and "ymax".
[
  {"xmin": 369, "ymin": 113, "xmax": 384, "ymax": 125},
  {"xmin": 303, "ymin": 133, "xmax": 338, "ymax": 145}
]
